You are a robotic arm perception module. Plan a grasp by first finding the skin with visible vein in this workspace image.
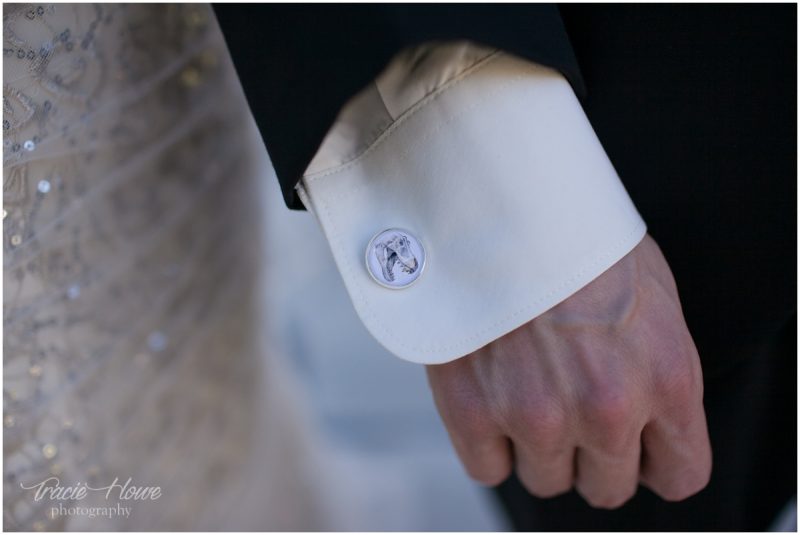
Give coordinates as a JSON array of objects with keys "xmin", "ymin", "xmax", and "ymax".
[{"xmin": 426, "ymin": 234, "xmax": 712, "ymax": 509}]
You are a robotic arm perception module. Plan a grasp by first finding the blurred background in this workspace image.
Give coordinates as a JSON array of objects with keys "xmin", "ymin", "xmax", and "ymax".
[{"xmin": 3, "ymin": 3, "xmax": 507, "ymax": 530}]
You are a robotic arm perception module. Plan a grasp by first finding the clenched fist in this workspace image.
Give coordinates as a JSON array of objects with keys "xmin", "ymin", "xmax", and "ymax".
[{"xmin": 426, "ymin": 234, "xmax": 711, "ymax": 509}]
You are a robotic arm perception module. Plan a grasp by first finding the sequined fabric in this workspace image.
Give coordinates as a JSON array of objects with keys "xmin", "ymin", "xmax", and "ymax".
[{"xmin": 3, "ymin": 4, "xmax": 326, "ymax": 530}]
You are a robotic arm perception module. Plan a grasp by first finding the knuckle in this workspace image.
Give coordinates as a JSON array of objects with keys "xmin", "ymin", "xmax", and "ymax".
[
  {"xmin": 684, "ymin": 466, "xmax": 712, "ymax": 499},
  {"xmin": 654, "ymin": 353, "xmax": 703, "ymax": 404},
  {"xmin": 517, "ymin": 400, "xmax": 570, "ymax": 455},
  {"xmin": 576, "ymin": 480, "xmax": 638, "ymax": 510},
  {"xmin": 654, "ymin": 465, "xmax": 712, "ymax": 502},
  {"xmin": 657, "ymin": 367, "xmax": 693, "ymax": 399},
  {"xmin": 466, "ymin": 464, "xmax": 512, "ymax": 488},
  {"xmin": 519, "ymin": 396, "xmax": 567, "ymax": 435},
  {"xmin": 656, "ymin": 483, "xmax": 692, "ymax": 502},
  {"xmin": 519, "ymin": 475, "xmax": 572, "ymax": 499},
  {"xmin": 530, "ymin": 484, "xmax": 573, "ymax": 500},
  {"xmin": 586, "ymin": 489, "xmax": 636, "ymax": 509},
  {"xmin": 688, "ymin": 464, "xmax": 713, "ymax": 495},
  {"xmin": 446, "ymin": 393, "xmax": 495, "ymax": 435},
  {"xmin": 584, "ymin": 385, "xmax": 633, "ymax": 431}
]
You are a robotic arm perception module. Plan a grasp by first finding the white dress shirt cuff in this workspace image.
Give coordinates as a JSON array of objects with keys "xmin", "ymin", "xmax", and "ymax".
[{"xmin": 296, "ymin": 50, "xmax": 646, "ymax": 364}]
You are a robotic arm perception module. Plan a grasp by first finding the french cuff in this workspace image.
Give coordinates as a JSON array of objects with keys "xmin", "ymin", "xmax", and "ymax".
[{"xmin": 296, "ymin": 51, "xmax": 646, "ymax": 365}]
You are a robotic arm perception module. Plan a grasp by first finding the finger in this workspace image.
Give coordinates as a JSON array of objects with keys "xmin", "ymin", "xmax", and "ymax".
[
  {"xmin": 639, "ymin": 402, "xmax": 712, "ymax": 502},
  {"xmin": 514, "ymin": 440, "xmax": 575, "ymax": 498},
  {"xmin": 448, "ymin": 430, "xmax": 514, "ymax": 486},
  {"xmin": 426, "ymin": 362, "xmax": 515, "ymax": 486},
  {"xmin": 574, "ymin": 439, "xmax": 641, "ymax": 509}
]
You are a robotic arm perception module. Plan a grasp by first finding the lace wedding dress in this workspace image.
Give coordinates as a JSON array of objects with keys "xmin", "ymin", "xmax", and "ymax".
[{"xmin": 3, "ymin": 4, "xmax": 332, "ymax": 530}]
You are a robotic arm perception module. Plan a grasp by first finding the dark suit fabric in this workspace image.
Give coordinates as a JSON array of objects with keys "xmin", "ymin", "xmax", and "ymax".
[
  {"xmin": 496, "ymin": 5, "xmax": 796, "ymax": 530},
  {"xmin": 213, "ymin": 3, "xmax": 583, "ymax": 209},
  {"xmin": 214, "ymin": 4, "xmax": 796, "ymax": 531}
]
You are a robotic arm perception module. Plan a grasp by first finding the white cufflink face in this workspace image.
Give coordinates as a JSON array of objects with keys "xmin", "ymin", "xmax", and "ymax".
[{"xmin": 366, "ymin": 228, "xmax": 426, "ymax": 289}]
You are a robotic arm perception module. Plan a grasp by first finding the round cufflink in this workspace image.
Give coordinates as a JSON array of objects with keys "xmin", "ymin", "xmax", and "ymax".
[{"xmin": 365, "ymin": 228, "xmax": 426, "ymax": 289}]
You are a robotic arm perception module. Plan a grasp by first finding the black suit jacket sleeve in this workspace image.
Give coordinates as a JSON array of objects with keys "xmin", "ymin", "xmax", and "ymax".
[{"xmin": 213, "ymin": 4, "xmax": 584, "ymax": 209}]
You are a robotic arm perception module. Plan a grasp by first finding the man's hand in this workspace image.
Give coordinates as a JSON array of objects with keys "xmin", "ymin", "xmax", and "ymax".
[{"xmin": 426, "ymin": 234, "xmax": 712, "ymax": 509}]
